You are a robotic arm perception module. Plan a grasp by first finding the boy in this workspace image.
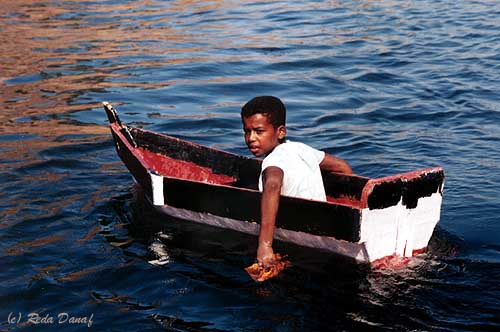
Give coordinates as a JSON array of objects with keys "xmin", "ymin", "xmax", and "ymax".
[{"xmin": 241, "ymin": 96, "xmax": 353, "ymax": 268}]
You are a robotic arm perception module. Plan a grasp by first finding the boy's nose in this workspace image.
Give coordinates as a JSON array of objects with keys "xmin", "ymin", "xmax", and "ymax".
[{"xmin": 248, "ymin": 131, "xmax": 258, "ymax": 142}]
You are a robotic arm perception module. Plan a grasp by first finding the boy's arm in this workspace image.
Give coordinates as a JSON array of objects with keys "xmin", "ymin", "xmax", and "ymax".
[
  {"xmin": 257, "ymin": 166, "xmax": 284, "ymax": 265},
  {"xmin": 320, "ymin": 153, "xmax": 353, "ymax": 175}
]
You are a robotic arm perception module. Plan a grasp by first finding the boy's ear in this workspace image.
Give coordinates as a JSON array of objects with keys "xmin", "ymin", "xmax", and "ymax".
[{"xmin": 278, "ymin": 125, "xmax": 286, "ymax": 139}]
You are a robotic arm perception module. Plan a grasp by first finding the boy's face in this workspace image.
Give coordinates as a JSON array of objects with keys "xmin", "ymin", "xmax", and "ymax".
[{"xmin": 242, "ymin": 113, "xmax": 286, "ymax": 157}]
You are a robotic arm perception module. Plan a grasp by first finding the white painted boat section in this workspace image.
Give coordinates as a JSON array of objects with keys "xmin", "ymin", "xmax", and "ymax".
[
  {"xmin": 150, "ymin": 173, "xmax": 164, "ymax": 206},
  {"xmin": 360, "ymin": 191, "xmax": 442, "ymax": 261},
  {"xmin": 359, "ymin": 201, "xmax": 402, "ymax": 261},
  {"xmin": 404, "ymin": 192, "xmax": 443, "ymax": 252}
]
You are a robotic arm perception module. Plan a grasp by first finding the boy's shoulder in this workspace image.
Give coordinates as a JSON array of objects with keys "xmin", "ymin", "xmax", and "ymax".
[
  {"xmin": 262, "ymin": 140, "xmax": 325, "ymax": 174},
  {"xmin": 267, "ymin": 141, "xmax": 299, "ymax": 157},
  {"xmin": 276, "ymin": 140, "xmax": 302, "ymax": 149},
  {"xmin": 266, "ymin": 141, "xmax": 323, "ymax": 162},
  {"xmin": 275, "ymin": 141, "xmax": 319, "ymax": 154}
]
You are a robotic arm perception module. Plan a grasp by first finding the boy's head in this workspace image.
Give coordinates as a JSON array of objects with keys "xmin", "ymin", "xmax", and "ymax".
[
  {"xmin": 241, "ymin": 96, "xmax": 286, "ymax": 128},
  {"xmin": 241, "ymin": 96, "xmax": 287, "ymax": 157}
]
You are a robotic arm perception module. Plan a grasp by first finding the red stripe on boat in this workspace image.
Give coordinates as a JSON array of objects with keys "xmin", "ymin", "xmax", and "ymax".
[{"xmin": 138, "ymin": 147, "xmax": 237, "ymax": 185}]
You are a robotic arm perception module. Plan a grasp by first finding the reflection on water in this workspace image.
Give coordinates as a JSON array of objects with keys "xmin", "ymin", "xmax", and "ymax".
[{"xmin": 1, "ymin": 0, "xmax": 499, "ymax": 331}]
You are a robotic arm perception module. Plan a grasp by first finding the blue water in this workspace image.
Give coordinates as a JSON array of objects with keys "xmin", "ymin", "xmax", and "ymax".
[{"xmin": 1, "ymin": 1, "xmax": 499, "ymax": 331}]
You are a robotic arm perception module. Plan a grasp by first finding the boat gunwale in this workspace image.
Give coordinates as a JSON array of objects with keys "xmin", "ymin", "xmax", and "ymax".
[{"xmin": 104, "ymin": 102, "xmax": 444, "ymax": 211}]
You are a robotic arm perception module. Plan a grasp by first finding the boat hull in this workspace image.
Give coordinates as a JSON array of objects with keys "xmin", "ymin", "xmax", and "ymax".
[
  {"xmin": 103, "ymin": 102, "xmax": 444, "ymax": 264},
  {"xmin": 147, "ymin": 183, "xmax": 442, "ymax": 263}
]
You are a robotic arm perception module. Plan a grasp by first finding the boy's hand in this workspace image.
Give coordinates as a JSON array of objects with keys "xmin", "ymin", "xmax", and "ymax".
[
  {"xmin": 257, "ymin": 241, "xmax": 274, "ymax": 265},
  {"xmin": 245, "ymin": 253, "xmax": 291, "ymax": 282}
]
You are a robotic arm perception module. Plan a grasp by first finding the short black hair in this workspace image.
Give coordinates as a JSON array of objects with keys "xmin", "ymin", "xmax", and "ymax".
[{"xmin": 241, "ymin": 96, "xmax": 286, "ymax": 128}]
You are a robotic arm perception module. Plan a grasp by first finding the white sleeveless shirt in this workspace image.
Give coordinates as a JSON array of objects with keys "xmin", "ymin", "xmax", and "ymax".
[{"xmin": 258, "ymin": 141, "xmax": 326, "ymax": 202}]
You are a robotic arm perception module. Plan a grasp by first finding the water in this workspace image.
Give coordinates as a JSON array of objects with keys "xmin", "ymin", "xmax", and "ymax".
[{"xmin": 1, "ymin": 0, "xmax": 499, "ymax": 331}]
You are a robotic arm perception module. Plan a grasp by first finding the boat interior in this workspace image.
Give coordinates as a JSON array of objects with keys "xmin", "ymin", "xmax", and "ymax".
[{"xmin": 128, "ymin": 126, "xmax": 368, "ymax": 208}]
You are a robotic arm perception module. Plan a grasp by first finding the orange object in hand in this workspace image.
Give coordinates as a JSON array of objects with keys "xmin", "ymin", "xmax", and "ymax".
[{"xmin": 245, "ymin": 253, "xmax": 291, "ymax": 282}]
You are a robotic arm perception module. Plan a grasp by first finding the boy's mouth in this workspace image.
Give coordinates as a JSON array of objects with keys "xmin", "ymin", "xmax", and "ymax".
[{"xmin": 248, "ymin": 145, "xmax": 260, "ymax": 155}]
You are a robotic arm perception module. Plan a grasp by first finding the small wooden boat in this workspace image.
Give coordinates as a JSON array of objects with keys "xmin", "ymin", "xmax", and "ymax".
[{"xmin": 103, "ymin": 102, "xmax": 444, "ymax": 264}]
